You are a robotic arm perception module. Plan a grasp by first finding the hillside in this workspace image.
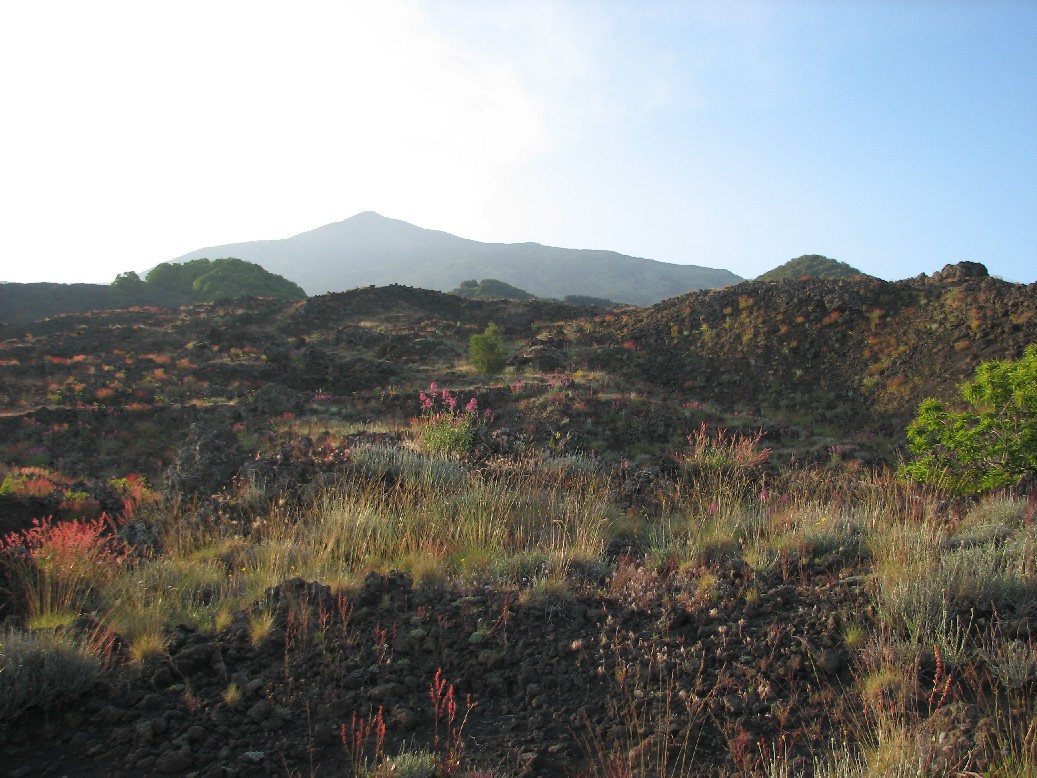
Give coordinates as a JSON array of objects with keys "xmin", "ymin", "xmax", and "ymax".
[
  {"xmin": 450, "ymin": 278, "xmax": 536, "ymax": 301},
  {"xmin": 2, "ymin": 262, "xmax": 1037, "ymax": 777},
  {"xmin": 0, "ymin": 281, "xmax": 189, "ymax": 327},
  {"xmin": 0, "ymin": 260, "xmax": 305, "ymax": 328},
  {"xmin": 756, "ymin": 254, "xmax": 870, "ymax": 281},
  {"xmin": 594, "ymin": 261, "xmax": 1037, "ymax": 439},
  {"xmin": 450, "ymin": 278, "xmax": 616, "ymax": 307},
  {"xmin": 171, "ymin": 211, "xmax": 742, "ymax": 306},
  {"xmin": 2, "ymin": 262, "xmax": 1032, "ymax": 472}
]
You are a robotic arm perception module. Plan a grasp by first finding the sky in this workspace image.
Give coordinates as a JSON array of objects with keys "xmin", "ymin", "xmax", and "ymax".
[{"xmin": 1, "ymin": 0, "xmax": 1034, "ymax": 285}]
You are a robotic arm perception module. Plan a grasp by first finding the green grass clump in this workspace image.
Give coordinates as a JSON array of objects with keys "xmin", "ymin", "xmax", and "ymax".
[{"xmin": 0, "ymin": 625, "xmax": 111, "ymax": 728}]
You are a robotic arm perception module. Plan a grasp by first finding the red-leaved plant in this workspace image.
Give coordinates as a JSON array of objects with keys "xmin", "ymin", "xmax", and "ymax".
[
  {"xmin": 1, "ymin": 515, "xmax": 130, "ymax": 626},
  {"xmin": 430, "ymin": 667, "xmax": 478, "ymax": 772}
]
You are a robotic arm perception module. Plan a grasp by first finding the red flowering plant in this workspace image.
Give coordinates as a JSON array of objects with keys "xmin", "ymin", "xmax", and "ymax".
[
  {"xmin": 0, "ymin": 515, "xmax": 131, "ymax": 628},
  {"xmin": 414, "ymin": 383, "xmax": 491, "ymax": 457},
  {"xmin": 0, "ymin": 467, "xmax": 59, "ymax": 498},
  {"xmin": 108, "ymin": 473, "xmax": 157, "ymax": 521}
]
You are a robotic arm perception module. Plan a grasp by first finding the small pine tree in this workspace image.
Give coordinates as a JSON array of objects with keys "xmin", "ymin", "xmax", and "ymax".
[
  {"xmin": 468, "ymin": 323, "xmax": 507, "ymax": 376},
  {"xmin": 899, "ymin": 345, "xmax": 1037, "ymax": 494}
]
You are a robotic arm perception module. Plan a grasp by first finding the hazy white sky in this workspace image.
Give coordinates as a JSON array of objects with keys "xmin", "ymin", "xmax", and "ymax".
[{"xmin": 1, "ymin": 0, "xmax": 1034, "ymax": 285}]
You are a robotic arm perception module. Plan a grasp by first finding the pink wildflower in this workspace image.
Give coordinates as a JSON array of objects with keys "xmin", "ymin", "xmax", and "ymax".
[{"xmin": 465, "ymin": 397, "xmax": 479, "ymax": 414}]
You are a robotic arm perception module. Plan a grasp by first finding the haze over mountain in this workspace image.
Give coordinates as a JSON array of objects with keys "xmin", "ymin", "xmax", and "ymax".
[{"xmin": 170, "ymin": 212, "xmax": 742, "ymax": 306}]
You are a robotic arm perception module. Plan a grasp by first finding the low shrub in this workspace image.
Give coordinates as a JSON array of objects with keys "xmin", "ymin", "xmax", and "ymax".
[
  {"xmin": 414, "ymin": 384, "xmax": 488, "ymax": 457},
  {"xmin": 899, "ymin": 345, "xmax": 1037, "ymax": 494},
  {"xmin": 0, "ymin": 625, "xmax": 111, "ymax": 728}
]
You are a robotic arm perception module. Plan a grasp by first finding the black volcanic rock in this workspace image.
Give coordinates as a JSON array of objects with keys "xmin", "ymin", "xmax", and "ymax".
[
  {"xmin": 164, "ymin": 411, "xmax": 247, "ymax": 500},
  {"xmin": 931, "ymin": 261, "xmax": 989, "ymax": 282},
  {"xmin": 599, "ymin": 272, "xmax": 1037, "ymax": 435}
]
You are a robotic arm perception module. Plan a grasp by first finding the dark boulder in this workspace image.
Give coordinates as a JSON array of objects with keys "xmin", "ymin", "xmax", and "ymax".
[
  {"xmin": 932, "ymin": 261, "xmax": 989, "ymax": 282},
  {"xmin": 163, "ymin": 410, "xmax": 246, "ymax": 500}
]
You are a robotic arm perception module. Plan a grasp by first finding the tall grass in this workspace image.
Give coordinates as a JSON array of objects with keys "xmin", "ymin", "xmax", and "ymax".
[
  {"xmin": 0, "ymin": 624, "xmax": 113, "ymax": 728},
  {"xmin": 4, "ymin": 435, "xmax": 1037, "ymax": 776},
  {"xmin": 1, "ymin": 515, "xmax": 128, "ymax": 630},
  {"xmin": 800, "ymin": 493, "xmax": 1037, "ymax": 778},
  {"xmin": 307, "ymin": 457, "xmax": 612, "ymax": 582}
]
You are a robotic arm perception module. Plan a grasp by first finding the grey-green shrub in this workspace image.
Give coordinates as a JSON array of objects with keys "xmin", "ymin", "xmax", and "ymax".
[{"xmin": 0, "ymin": 626, "xmax": 107, "ymax": 728}]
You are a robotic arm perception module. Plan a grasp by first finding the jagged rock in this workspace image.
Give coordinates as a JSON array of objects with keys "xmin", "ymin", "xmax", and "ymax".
[
  {"xmin": 513, "ymin": 345, "xmax": 566, "ymax": 372},
  {"xmin": 264, "ymin": 576, "xmax": 335, "ymax": 613},
  {"xmin": 247, "ymin": 382, "xmax": 305, "ymax": 416},
  {"xmin": 155, "ymin": 747, "xmax": 194, "ymax": 774},
  {"xmin": 932, "ymin": 261, "xmax": 989, "ymax": 282},
  {"xmin": 163, "ymin": 411, "xmax": 247, "ymax": 500}
]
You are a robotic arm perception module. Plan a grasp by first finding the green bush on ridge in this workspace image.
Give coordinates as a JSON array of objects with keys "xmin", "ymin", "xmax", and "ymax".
[{"xmin": 142, "ymin": 257, "xmax": 306, "ymax": 302}]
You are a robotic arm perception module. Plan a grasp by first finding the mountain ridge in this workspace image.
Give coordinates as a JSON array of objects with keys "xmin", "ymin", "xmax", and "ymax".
[{"xmin": 170, "ymin": 211, "xmax": 742, "ymax": 306}]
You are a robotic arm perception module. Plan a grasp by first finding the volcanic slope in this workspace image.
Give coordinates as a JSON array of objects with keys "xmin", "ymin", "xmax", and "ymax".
[
  {"xmin": 170, "ymin": 211, "xmax": 742, "ymax": 305},
  {"xmin": 583, "ymin": 262, "xmax": 1037, "ymax": 436}
]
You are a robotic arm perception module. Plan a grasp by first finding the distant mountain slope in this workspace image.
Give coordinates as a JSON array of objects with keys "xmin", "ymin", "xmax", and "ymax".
[
  {"xmin": 0, "ymin": 259, "xmax": 305, "ymax": 328},
  {"xmin": 0, "ymin": 282, "xmax": 188, "ymax": 327},
  {"xmin": 170, "ymin": 211, "xmax": 742, "ymax": 306},
  {"xmin": 757, "ymin": 254, "xmax": 870, "ymax": 281}
]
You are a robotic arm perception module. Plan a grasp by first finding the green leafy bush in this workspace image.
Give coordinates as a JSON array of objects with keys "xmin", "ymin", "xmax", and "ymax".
[
  {"xmin": 145, "ymin": 258, "xmax": 306, "ymax": 302},
  {"xmin": 451, "ymin": 278, "xmax": 534, "ymax": 301},
  {"xmin": 899, "ymin": 345, "xmax": 1037, "ymax": 493},
  {"xmin": 468, "ymin": 322, "xmax": 507, "ymax": 376}
]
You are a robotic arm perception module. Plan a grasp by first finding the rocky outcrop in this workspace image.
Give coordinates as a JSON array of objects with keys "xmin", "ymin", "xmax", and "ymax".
[
  {"xmin": 163, "ymin": 411, "xmax": 247, "ymax": 500},
  {"xmin": 930, "ymin": 261, "xmax": 989, "ymax": 282}
]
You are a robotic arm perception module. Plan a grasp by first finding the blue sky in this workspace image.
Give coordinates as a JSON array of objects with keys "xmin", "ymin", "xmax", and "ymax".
[{"xmin": 1, "ymin": 1, "xmax": 1034, "ymax": 285}]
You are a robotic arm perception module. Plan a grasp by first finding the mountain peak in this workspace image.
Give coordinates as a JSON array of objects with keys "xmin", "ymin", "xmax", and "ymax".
[
  {"xmin": 756, "ymin": 255, "xmax": 870, "ymax": 282},
  {"xmin": 171, "ymin": 214, "xmax": 742, "ymax": 304}
]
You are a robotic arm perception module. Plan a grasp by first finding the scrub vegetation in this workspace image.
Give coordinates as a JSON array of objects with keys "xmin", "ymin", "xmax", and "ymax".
[{"xmin": 0, "ymin": 262, "xmax": 1035, "ymax": 776}]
